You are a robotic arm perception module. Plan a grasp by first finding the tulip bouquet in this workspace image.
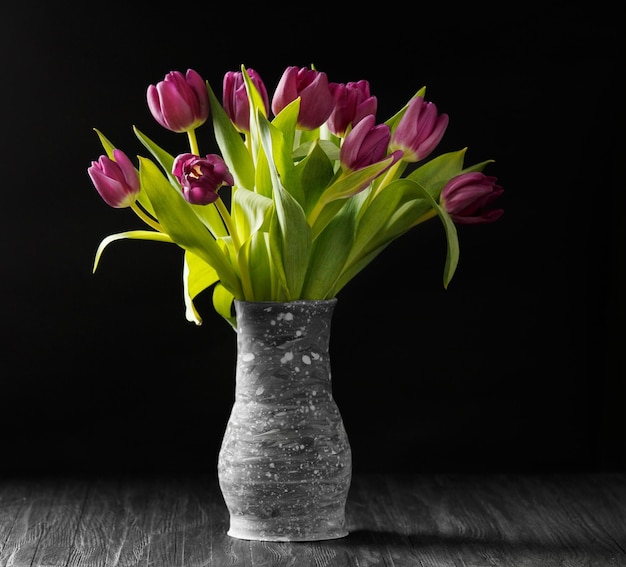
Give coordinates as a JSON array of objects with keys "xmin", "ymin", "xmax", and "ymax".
[{"xmin": 88, "ymin": 65, "xmax": 503, "ymax": 328}]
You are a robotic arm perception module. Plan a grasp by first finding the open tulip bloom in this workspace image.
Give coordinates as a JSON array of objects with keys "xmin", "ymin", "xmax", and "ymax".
[{"xmin": 88, "ymin": 65, "xmax": 503, "ymax": 327}]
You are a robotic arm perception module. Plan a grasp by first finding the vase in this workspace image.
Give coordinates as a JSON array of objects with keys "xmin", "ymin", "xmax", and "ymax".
[{"xmin": 217, "ymin": 298, "xmax": 352, "ymax": 541}]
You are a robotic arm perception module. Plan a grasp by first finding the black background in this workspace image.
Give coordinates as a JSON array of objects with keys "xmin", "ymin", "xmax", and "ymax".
[{"xmin": 1, "ymin": 4, "xmax": 623, "ymax": 477}]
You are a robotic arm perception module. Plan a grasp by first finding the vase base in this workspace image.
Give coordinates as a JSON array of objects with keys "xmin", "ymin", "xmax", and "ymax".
[{"xmin": 226, "ymin": 514, "xmax": 348, "ymax": 542}]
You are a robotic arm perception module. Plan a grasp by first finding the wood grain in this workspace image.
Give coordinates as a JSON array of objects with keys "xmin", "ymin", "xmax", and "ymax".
[{"xmin": 0, "ymin": 473, "xmax": 624, "ymax": 566}]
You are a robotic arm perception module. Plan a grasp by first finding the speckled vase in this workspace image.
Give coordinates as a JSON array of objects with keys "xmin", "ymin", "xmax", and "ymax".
[{"xmin": 217, "ymin": 298, "xmax": 352, "ymax": 542}]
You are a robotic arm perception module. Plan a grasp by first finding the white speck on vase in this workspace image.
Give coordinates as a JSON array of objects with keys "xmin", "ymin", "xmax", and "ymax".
[
  {"xmin": 280, "ymin": 352, "xmax": 294, "ymax": 364},
  {"xmin": 242, "ymin": 353, "xmax": 255, "ymax": 362},
  {"xmin": 302, "ymin": 355, "xmax": 311, "ymax": 365},
  {"xmin": 311, "ymin": 352, "xmax": 320, "ymax": 360},
  {"xmin": 255, "ymin": 386, "xmax": 265, "ymax": 396}
]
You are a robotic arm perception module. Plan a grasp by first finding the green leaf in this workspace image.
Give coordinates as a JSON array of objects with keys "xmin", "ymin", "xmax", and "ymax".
[
  {"xmin": 93, "ymin": 230, "xmax": 174, "ymax": 273},
  {"xmin": 309, "ymin": 157, "xmax": 396, "ymax": 238},
  {"xmin": 294, "ymin": 141, "xmax": 336, "ymax": 215},
  {"xmin": 138, "ymin": 156, "xmax": 243, "ymax": 297},
  {"xmin": 265, "ymin": 101, "xmax": 302, "ymax": 204},
  {"xmin": 93, "ymin": 128, "xmax": 116, "ymax": 159},
  {"xmin": 349, "ymin": 179, "xmax": 418, "ymax": 265},
  {"xmin": 183, "ymin": 250, "xmax": 220, "ymax": 325},
  {"xmin": 206, "ymin": 80, "xmax": 255, "ymax": 190},
  {"xmin": 271, "ymin": 97, "xmax": 300, "ymax": 156},
  {"xmin": 408, "ymin": 180, "xmax": 459, "ymax": 288},
  {"xmin": 258, "ymin": 113, "xmax": 311, "ymax": 299},
  {"xmin": 239, "ymin": 231, "xmax": 273, "ymax": 301},
  {"xmin": 292, "ymin": 139, "xmax": 340, "ymax": 161},
  {"xmin": 133, "ymin": 126, "xmax": 176, "ymax": 184},
  {"xmin": 302, "ymin": 200, "xmax": 356, "ymax": 299},
  {"xmin": 337, "ymin": 178, "xmax": 460, "ymax": 291},
  {"xmin": 384, "ymin": 86, "xmax": 427, "ymax": 131}
]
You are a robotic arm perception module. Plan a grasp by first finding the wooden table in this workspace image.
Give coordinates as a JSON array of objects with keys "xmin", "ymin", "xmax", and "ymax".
[{"xmin": 1, "ymin": 472, "xmax": 624, "ymax": 566}]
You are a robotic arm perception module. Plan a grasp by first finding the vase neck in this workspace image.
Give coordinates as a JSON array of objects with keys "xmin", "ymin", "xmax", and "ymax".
[{"xmin": 233, "ymin": 300, "xmax": 337, "ymax": 397}]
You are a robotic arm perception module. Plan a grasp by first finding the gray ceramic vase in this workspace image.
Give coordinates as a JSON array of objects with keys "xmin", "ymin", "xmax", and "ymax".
[{"xmin": 218, "ymin": 298, "xmax": 352, "ymax": 541}]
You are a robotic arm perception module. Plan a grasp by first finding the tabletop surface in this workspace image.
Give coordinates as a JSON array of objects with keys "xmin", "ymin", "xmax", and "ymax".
[{"xmin": 0, "ymin": 472, "xmax": 624, "ymax": 567}]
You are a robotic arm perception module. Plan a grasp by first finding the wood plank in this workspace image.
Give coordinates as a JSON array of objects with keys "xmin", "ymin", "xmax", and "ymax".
[{"xmin": 0, "ymin": 477, "xmax": 89, "ymax": 567}]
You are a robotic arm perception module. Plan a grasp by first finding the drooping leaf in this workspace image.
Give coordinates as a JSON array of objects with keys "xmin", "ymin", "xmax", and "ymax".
[{"xmin": 93, "ymin": 230, "xmax": 174, "ymax": 273}]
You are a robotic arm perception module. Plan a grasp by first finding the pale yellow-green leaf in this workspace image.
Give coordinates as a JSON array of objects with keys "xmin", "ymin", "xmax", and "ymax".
[
  {"xmin": 183, "ymin": 250, "xmax": 220, "ymax": 325},
  {"xmin": 212, "ymin": 283, "xmax": 237, "ymax": 329},
  {"xmin": 231, "ymin": 186, "xmax": 273, "ymax": 244}
]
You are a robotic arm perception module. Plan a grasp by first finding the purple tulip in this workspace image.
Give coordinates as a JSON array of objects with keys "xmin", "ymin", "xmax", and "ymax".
[
  {"xmin": 389, "ymin": 96, "xmax": 449, "ymax": 163},
  {"xmin": 88, "ymin": 149, "xmax": 140, "ymax": 208},
  {"xmin": 440, "ymin": 172, "xmax": 504, "ymax": 224},
  {"xmin": 223, "ymin": 68, "xmax": 270, "ymax": 133},
  {"xmin": 271, "ymin": 66, "xmax": 334, "ymax": 130},
  {"xmin": 340, "ymin": 115, "xmax": 402, "ymax": 172},
  {"xmin": 147, "ymin": 69, "xmax": 209, "ymax": 133},
  {"xmin": 172, "ymin": 153, "xmax": 234, "ymax": 205},
  {"xmin": 327, "ymin": 80, "xmax": 377, "ymax": 137}
]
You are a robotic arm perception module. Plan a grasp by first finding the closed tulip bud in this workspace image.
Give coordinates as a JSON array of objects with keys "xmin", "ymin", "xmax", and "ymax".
[
  {"xmin": 327, "ymin": 80, "xmax": 377, "ymax": 137},
  {"xmin": 223, "ymin": 68, "xmax": 269, "ymax": 133},
  {"xmin": 440, "ymin": 172, "xmax": 504, "ymax": 224},
  {"xmin": 88, "ymin": 149, "xmax": 140, "ymax": 208},
  {"xmin": 389, "ymin": 96, "xmax": 449, "ymax": 163},
  {"xmin": 340, "ymin": 114, "xmax": 402, "ymax": 172},
  {"xmin": 147, "ymin": 69, "xmax": 209, "ymax": 133},
  {"xmin": 271, "ymin": 66, "xmax": 334, "ymax": 130},
  {"xmin": 172, "ymin": 153, "xmax": 234, "ymax": 206}
]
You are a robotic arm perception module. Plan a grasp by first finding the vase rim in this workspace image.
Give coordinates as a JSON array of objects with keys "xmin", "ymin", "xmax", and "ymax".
[{"xmin": 234, "ymin": 298, "xmax": 337, "ymax": 306}]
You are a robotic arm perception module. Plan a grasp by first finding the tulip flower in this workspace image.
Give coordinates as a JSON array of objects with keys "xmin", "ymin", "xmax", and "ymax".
[
  {"xmin": 327, "ymin": 80, "xmax": 377, "ymax": 137},
  {"xmin": 389, "ymin": 96, "xmax": 449, "ymax": 163},
  {"xmin": 88, "ymin": 149, "xmax": 140, "ymax": 208},
  {"xmin": 147, "ymin": 69, "xmax": 209, "ymax": 133},
  {"xmin": 440, "ymin": 172, "xmax": 504, "ymax": 224},
  {"xmin": 271, "ymin": 66, "xmax": 334, "ymax": 130},
  {"xmin": 340, "ymin": 115, "xmax": 402, "ymax": 172},
  {"xmin": 223, "ymin": 68, "xmax": 270, "ymax": 133},
  {"xmin": 172, "ymin": 153, "xmax": 234, "ymax": 206}
]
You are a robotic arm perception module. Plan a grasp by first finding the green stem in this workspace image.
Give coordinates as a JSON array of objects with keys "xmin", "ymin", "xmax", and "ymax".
[
  {"xmin": 213, "ymin": 197, "xmax": 255, "ymax": 300},
  {"xmin": 214, "ymin": 198, "xmax": 239, "ymax": 248},
  {"xmin": 187, "ymin": 129, "xmax": 200, "ymax": 155},
  {"xmin": 130, "ymin": 202, "xmax": 162, "ymax": 232}
]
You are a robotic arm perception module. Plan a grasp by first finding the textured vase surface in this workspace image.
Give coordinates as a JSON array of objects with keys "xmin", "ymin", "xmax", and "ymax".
[{"xmin": 218, "ymin": 299, "xmax": 352, "ymax": 541}]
